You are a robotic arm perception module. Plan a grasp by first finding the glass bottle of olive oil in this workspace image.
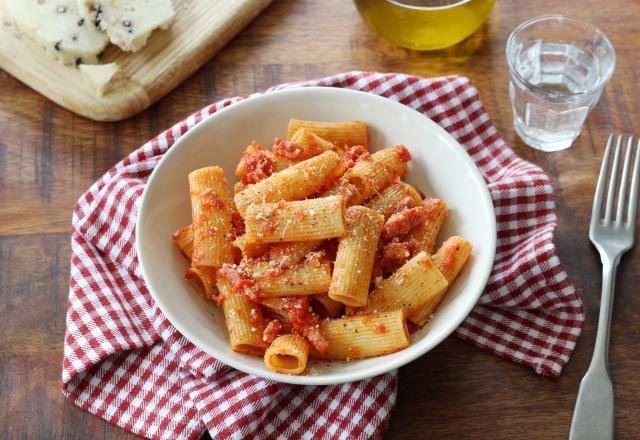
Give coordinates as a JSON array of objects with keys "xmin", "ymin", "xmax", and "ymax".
[{"xmin": 354, "ymin": 0, "xmax": 495, "ymax": 51}]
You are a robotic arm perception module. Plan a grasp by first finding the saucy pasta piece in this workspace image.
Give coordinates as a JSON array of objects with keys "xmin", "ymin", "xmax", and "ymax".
[
  {"xmin": 235, "ymin": 141, "xmax": 295, "ymax": 185},
  {"xmin": 311, "ymin": 310, "xmax": 409, "ymax": 360},
  {"xmin": 188, "ymin": 166, "xmax": 234, "ymax": 268},
  {"xmin": 409, "ymin": 198, "xmax": 449, "ymax": 254},
  {"xmin": 410, "ymin": 236, "xmax": 472, "ymax": 326},
  {"xmin": 264, "ymin": 334, "xmax": 310, "ymax": 375},
  {"xmin": 345, "ymin": 145, "xmax": 411, "ymax": 200},
  {"xmin": 244, "ymin": 196, "xmax": 346, "ymax": 243},
  {"xmin": 247, "ymin": 260, "xmax": 332, "ymax": 297},
  {"xmin": 366, "ymin": 251, "xmax": 448, "ymax": 320},
  {"xmin": 288, "ymin": 128, "xmax": 342, "ymax": 158},
  {"xmin": 234, "ymin": 150, "xmax": 341, "ymax": 216},
  {"xmin": 185, "ymin": 266, "xmax": 218, "ymax": 300},
  {"xmin": 366, "ymin": 180, "xmax": 422, "ymax": 219},
  {"xmin": 172, "ymin": 224, "xmax": 194, "ymax": 260},
  {"xmin": 218, "ymin": 276, "xmax": 269, "ymax": 356},
  {"xmin": 286, "ymin": 119, "xmax": 367, "ymax": 149},
  {"xmin": 328, "ymin": 206, "xmax": 384, "ymax": 307}
]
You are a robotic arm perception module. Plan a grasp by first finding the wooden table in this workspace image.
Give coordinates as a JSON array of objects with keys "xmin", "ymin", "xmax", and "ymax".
[{"xmin": 1, "ymin": 0, "xmax": 638, "ymax": 438}]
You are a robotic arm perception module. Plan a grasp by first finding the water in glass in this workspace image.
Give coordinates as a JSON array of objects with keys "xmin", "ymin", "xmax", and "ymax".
[{"xmin": 507, "ymin": 15, "xmax": 615, "ymax": 152}]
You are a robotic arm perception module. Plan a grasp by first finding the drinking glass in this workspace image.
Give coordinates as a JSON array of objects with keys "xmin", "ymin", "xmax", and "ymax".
[{"xmin": 506, "ymin": 15, "xmax": 616, "ymax": 152}]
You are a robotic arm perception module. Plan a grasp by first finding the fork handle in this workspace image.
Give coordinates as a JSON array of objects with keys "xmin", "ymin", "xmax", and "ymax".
[
  {"xmin": 592, "ymin": 254, "xmax": 619, "ymax": 369},
  {"xmin": 569, "ymin": 255, "xmax": 619, "ymax": 440}
]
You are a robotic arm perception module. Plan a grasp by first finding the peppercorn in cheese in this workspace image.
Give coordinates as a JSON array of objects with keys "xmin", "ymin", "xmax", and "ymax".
[
  {"xmin": 77, "ymin": 0, "xmax": 175, "ymax": 52},
  {"xmin": 5, "ymin": 0, "xmax": 109, "ymax": 66}
]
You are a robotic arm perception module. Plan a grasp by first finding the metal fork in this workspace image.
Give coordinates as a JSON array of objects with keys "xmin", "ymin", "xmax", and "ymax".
[{"xmin": 569, "ymin": 134, "xmax": 640, "ymax": 440}]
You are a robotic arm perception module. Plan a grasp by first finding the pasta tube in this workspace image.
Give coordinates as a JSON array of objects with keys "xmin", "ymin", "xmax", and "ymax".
[
  {"xmin": 328, "ymin": 207, "xmax": 384, "ymax": 307},
  {"xmin": 321, "ymin": 179, "xmax": 364, "ymax": 207},
  {"xmin": 267, "ymin": 240, "xmax": 323, "ymax": 269},
  {"xmin": 286, "ymin": 119, "xmax": 367, "ymax": 149},
  {"xmin": 410, "ymin": 236, "xmax": 473, "ymax": 326},
  {"xmin": 172, "ymin": 224, "xmax": 194, "ymax": 260},
  {"xmin": 312, "ymin": 294, "xmax": 344, "ymax": 318},
  {"xmin": 235, "ymin": 141, "xmax": 294, "ymax": 183},
  {"xmin": 244, "ymin": 196, "xmax": 345, "ymax": 243},
  {"xmin": 264, "ymin": 334, "xmax": 310, "ymax": 375},
  {"xmin": 188, "ymin": 166, "xmax": 234, "ymax": 268},
  {"xmin": 345, "ymin": 146, "xmax": 411, "ymax": 200},
  {"xmin": 431, "ymin": 236, "xmax": 473, "ymax": 283},
  {"xmin": 366, "ymin": 251, "xmax": 448, "ymax": 320},
  {"xmin": 366, "ymin": 181, "xmax": 422, "ymax": 219},
  {"xmin": 311, "ymin": 310, "xmax": 409, "ymax": 360},
  {"xmin": 234, "ymin": 151, "xmax": 341, "ymax": 216},
  {"xmin": 218, "ymin": 276, "xmax": 268, "ymax": 356},
  {"xmin": 289, "ymin": 128, "xmax": 342, "ymax": 157},
  {"xmin": 409, "ymin": 198, "xmax": 449, "ymax": 254},
  {"xmin": 246, "ymin": 260, "xmax": 332, "ymax": 297},
  {"xmin": 233, "ymin": 234, "xmax": 268, "ymax": 258},
  {"xmin": 185, "ymin": 266, "xmax": 218, "ymax": 300}
]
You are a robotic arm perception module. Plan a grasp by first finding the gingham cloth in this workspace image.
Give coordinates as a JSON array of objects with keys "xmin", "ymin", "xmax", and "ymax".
[{"xmin": 63, "ymin": 71, "xmax": 584, "ymax": 440}]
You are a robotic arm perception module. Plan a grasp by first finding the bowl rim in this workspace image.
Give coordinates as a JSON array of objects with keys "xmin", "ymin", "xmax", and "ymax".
[{"xmin": 136, "ymin": 86, "xmax": 497, "ymax": 385}]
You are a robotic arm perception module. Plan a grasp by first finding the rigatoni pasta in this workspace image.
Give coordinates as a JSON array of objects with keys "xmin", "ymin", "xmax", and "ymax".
[
  {"xmin": 366, "ymin": 251, "xmax": 449, "ymax": 320},
  {"xmin": 409, "ymin": 198, "xmax": 449, "ymax": 254},
  {"xmin": 244, "ymin": 196, "xmax": 346, "ymax": 243},
  {"xmin": 329, "ymin": 206, "xmax": 384, "ymax": 307},
  {"xmin": 234, "ymin": 150, "xmax": 341, "ymax": 216},
  {"xmin": 312, "ymin": 294, "xmax": 344, "ymax": 319},
  {"xmin": 267, "ymin": 240, "xmax": 323, "ymax": 269},
  {"xmin": 286, "ymin": 119, "xmax": 367, "ymax": 149},
  {"xmin": 172, "ymin": 117, "xmax": 474, "ymax": 375},
  {"xmin": 218, "ymin": 276, "xmax": 269, "ymax": 356},
  {"xmin": 345, "ymin": 145, "xmax": 411, "ymax": 200},
  {"xmin": 311, "ymin": 310, "xmax": 409, "ymax": 360},
  {"xmin": 247, "ymin": 260, "xmax": 332, "ymax": 297},
  {"xmin": 366, "ymin": 181, "xmax": 422, "ymax": 219},
  {"xmin": 172, "ymin": 225, "xmax": 194, "ymax": 260},
  {"xmin": 409, "ymin": 236, "xmax": 473, "ymax": 326},
  {"xmin": 185, "ymin": 266, "xmax": 218, "ymax": 300},
  {"xmin": 264, "ymin": 334, "xmax": 310, "ymax": 374},
  {"xmin": 288, "ymin": 128, "xmax": 340, "ymax": 158},
  {"xmin": 188, "ymin": 166, "xmax": 234, "ymax": 268}
]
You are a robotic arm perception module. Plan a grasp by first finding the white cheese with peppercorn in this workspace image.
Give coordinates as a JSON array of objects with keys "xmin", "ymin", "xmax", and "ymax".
[
  {"xmin": 77, "ymin": 0, "xmax": 175, "ymax": 52},
  {"xmin": 5, "ymin": 0, "xmax": 109, "ymax": 66},
  {"xmin": 78, "ymin": 62, "xmax": 124, "ymax": 96}
]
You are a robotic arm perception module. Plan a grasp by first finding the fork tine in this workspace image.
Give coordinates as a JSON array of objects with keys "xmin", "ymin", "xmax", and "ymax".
[
  {"xmin": 593, "ymin": 134, "xmax": 615, "ymax": 224},
  {"xmin": 615, "ymin": 136, "xmax": 634, "ymax": 225},
  {"xmin": 604, "ymin": 134, "xmax": 623, "ymax": 224},
  {"xmin": 627, "ymin": 138, "xmax": 640, "ymax": 230}
]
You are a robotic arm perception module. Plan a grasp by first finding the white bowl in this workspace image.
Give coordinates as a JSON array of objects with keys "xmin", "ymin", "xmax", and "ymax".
[{"xmin": 136, "ymin": 87, "xmax": 496, "ymax": 385}]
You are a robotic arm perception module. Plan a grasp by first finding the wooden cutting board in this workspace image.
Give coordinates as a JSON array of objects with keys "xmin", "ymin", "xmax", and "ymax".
[{"xmin": 0, "ymin": 0, "xmax": 271, "ymax": 121}]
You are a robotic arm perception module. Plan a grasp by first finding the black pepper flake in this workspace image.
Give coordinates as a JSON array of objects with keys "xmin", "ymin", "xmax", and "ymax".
[
  {"xmin": 57, "ymin": 5, "xmax": 67, "ymax": 13},
  {"xmin": 54, "ymin": 41, "xmax": 62, "ymax": 51},
  {"xmin": 75, "ymin": 57, "xmax": 82, "ymax": 66},
  {"xmin": 77, "ymin": 18, "xmax": 85, "ymax": 26},
  {"xmin": 94, "ymin": 5, "xmax": 103, "ymax": 27},
  {"xmin": 71, "ymin": 35, "xmax": 78, "ymax": 42}
]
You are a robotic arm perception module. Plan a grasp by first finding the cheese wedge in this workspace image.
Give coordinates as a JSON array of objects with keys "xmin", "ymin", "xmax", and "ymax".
[
  {"xmin": 77, "ymin": 0, "xmax": 175, "ymax": 52},
  {"xmin": 5, "ymin": 0, "xmax": 109, "ymax": 66},
  {"xmin": 79, "ymin": 62, "xmax": 125, "ymax": 95}
]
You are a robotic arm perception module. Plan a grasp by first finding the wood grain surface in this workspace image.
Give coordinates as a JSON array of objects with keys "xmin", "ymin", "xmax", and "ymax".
[{"xmin": 1, "ymin": 0, "xmax": 639, "ymax": 439}]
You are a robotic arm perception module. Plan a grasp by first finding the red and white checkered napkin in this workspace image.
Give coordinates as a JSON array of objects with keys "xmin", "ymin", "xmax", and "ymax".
[{"xmin": 62, "ymin": 71, "xmax": 585, "ymax": 439}]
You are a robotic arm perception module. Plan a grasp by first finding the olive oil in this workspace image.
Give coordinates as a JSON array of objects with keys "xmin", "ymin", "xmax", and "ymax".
[{"xmin": 354, "ymin": 0, "xmax": 495, "ymax": 51}]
